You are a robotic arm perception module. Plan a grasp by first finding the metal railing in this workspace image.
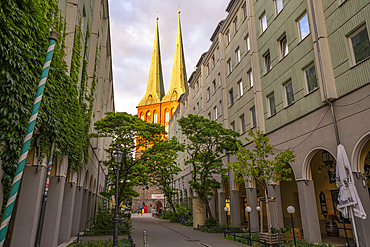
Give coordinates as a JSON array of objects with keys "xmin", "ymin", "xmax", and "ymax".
[{"xmin": 76, "ymin": 229, "xmax": 135, "ymax": 246}]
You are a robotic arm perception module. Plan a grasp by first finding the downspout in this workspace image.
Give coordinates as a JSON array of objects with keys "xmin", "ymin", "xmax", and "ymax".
[{"xmin": 308, "ymin": 0, "xmax": 340, "ymax": 146}]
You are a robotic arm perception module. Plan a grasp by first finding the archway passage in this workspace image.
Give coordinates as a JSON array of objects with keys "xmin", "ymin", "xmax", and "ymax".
[
  {"xmin": 309, "ymin": 149, "xmax": 354, "ymax": 244},
  {"xmin": 280, "ymin": 163, "xmax": 302, "ymax": 230},
  {"xmin": 156, "ymin": 201, "xmax": 163, "ymax": 212}
]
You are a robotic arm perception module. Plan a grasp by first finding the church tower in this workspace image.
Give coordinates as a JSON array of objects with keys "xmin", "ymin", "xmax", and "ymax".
[
  {"xmin": 134, "ymin": 11, "xmax": 187, "ymax": 213},
  {"xmin": 137, "ymin": 11, "xmax": 187, "ymax": 135}
]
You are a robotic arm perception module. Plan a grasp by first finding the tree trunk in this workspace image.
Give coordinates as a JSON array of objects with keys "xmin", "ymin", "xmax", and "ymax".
[{"xmin": 265, "ymin": 189, "xmax": 272, "ymax": 244}]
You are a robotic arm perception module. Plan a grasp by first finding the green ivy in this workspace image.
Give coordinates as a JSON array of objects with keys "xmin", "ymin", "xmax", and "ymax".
[{"xmin": 0, "ymin": 0, "xmax": 99, "ymax": 216}]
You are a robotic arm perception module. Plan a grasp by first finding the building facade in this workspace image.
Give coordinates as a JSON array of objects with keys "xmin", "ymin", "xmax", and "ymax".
[
  {"xmin": 169, "ymin": 0, "xmax": 370, "ymax": 245},
  {"xmin": 1, "ymin": 0, "xmax": 114, "ymax": 246},
  {"xmin": 132, "ymin": 12, "xmax": 188, "ymax": 213}
]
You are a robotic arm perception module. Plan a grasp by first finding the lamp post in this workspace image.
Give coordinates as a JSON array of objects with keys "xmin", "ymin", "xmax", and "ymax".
[
  {"xmin": 113, "ymin": 150, "xmax": 123, "ymax": 247},
  {"xmin": 246, "ymin": 206, "xmax": 252, "ymax": 242},
  {"xmin": 224, "ymin": 206, "xmax": 229, "ymax": 233},
  {"xmin": 287, "ymin": 206, "xmax": 296, "ymax": 247}
]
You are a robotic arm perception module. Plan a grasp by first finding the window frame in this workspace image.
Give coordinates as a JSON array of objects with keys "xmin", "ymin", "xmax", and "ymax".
[
  {"xmin": 284, "ymin": 80, "xmax": 294, "ymax": 107},
  {"xmin": 297, "ymin": 13, "xmax": 310, "ymax": 41},
  {"xmin": 245, "ymin": 35, "xmax": 250, "ymax": 52},
  {"xmin": 248, "ymin": 69, "xmax": 254, "ymax": 88},
  {"xmin": 214, "ymin": 106, "xmax": 218, "ymax": 120},
  {"xmin": 236, "ymin": 47, "xmax": 241, "ymax": 64},
  {"xmin": 260, "ymin": 12, "xmax": 267, "ymax": 34},
  {"xmin": 243, "ymin": 3, "xmax": 247, "ymax": 19},
  {"xmin": 274, "ymin": 0, "xmax": 283, "ymax": 15},
  {"xmin": 234, "ymin": 17, "xmax": 238, "ymax": 33},
  {"xmin": 231, "ymin": 121, "xmax": 235, "ymax": 131},
  {"xmin": 348, "ymin": 25, "xmax": 370, "ymax": 65},
  {"xmin": 304, "ymin": 63, "xmax": 318, "ymax": 93},
  {"xmin": 264, "ymin": 51, "xmax": 272, "ymax": 73},
  {"xmin": 212, "ymin": 80, "xmax": 216, "ymax": 93},
  {"xmin": 240, "ymin": 114, "xmax": 246, "ymax": 134},
  {"xmin": 279, "ymin": 34, "xmax": 288, "ymax": 59},
  {"xmin": 227, "ymin": 58, "xmax": 232, "ymax": 75},
  {"xmin": 238, "ymin": 80, "xmax": 244, "ymax": 97},
  {"xmin": 229, "ymin": 88, "xmax": 234, "ymax": 106},
  {"xmin": 251, "ymin": 107, "xmax": 257, "ymax": 128},
  {"xmin": 207, "ymin": 87, "xmax": 211, "ymax": 101},
  {"xmin": 268, "ymin": 93, "xmax": 276, "ymax": 116},
  {"xmin": 226, "ymin": 30, "xmax": 231, "ymax": 45}
]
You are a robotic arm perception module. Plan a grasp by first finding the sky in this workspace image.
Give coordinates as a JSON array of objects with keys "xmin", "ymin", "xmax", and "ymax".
[{"xmin": 109, "ymin": 0, "xmax": 231, "ymax": 115}]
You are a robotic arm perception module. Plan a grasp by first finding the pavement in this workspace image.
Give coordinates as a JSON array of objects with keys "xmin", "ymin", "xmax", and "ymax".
[{"xmin": 130, "ymin": 213, "xmax": 247, "ymax": 247}]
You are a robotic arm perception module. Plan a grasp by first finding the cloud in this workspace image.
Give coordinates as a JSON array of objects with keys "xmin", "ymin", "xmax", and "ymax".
[{"xmin": 109, "ymin": 0, "xmax": 230, "ymax": 115}]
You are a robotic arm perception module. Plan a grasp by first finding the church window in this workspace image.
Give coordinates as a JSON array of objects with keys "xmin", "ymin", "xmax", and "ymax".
[
  {"xmin": 140, "ymin": 113, "xmax": 144, "ymax": 120},
  {"xmin": 153, "ymin": 111, "xmax": 158, "ymax": 124},
  {"xmin": 146, "ymin": 111, "xmax": 152, "ymax": 123},
  {"xmin": 165, "ymin": 109, "xmax": 169, "ymax": 123}
]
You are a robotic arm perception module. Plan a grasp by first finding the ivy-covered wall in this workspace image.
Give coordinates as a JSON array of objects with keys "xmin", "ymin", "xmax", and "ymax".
[{"xmin": 0, "ymin": 0, "xmax": 110, "ymax": 217}]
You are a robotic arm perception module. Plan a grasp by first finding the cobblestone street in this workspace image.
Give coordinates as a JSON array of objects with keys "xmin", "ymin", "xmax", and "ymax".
[{"xmin": 131, "ymin": 213, "xmax": 246, "ymax": 247}]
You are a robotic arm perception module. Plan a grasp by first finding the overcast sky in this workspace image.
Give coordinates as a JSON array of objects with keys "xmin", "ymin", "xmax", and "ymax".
[{"xmin": 109, "ymin": 0, "xmax": 230, "ymax": 115}]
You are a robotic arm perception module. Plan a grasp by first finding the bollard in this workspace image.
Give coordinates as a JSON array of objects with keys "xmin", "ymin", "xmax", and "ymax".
[{"xmin": 143, "ymin": 230, "xmax": 147, "ymax": 247}]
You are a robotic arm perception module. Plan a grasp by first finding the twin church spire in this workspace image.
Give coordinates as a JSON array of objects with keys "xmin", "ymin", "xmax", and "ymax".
[{"xmin": 137, "ymin": 10, "xmax": 187, "ymax": 107}]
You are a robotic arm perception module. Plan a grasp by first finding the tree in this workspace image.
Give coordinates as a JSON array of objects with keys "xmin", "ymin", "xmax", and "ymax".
[
  {"xmin": 177, "ymin": 114, "xmax": 240, "ymax": 218},
  {"xmin": 92, "ymin": 112, "xmax": 166, "ymax": 207},
  {"xmin": 228, "ymin": 129, "xmax": 295, "ymax": 240},
  {"xmin": 146, "ymin": 137, "xmax": 184, "ymax": 213}
]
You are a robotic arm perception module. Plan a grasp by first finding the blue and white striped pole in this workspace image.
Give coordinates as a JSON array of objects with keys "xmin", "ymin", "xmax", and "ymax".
[{"xmin": 0, "ymin": 31, "xmax": 58, "ymax": 246}]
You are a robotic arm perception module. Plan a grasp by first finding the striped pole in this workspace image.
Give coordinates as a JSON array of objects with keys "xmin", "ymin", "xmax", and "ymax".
[{"xmin": 0, "ymin": 31, "xmax": 58, "ymax": 247}]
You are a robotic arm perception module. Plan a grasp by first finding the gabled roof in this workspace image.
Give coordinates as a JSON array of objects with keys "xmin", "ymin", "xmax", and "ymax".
[{"xmin": 210, "ymin": 19, "xmax": 225, "ymax": 42}]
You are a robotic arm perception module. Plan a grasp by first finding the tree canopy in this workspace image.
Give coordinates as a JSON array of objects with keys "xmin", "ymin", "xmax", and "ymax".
[{"xmin": 178, "ymin": 114, "xmax": 240, "ymax": 218}]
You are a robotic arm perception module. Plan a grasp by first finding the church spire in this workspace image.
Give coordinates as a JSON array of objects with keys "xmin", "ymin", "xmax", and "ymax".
[
  {"xmin": 138, "ymin": 16, "xmax": 165, "ymax": 107},
  {"xmin": 162, "ymin": 9, "xmax": 187, "ymax": 103}
]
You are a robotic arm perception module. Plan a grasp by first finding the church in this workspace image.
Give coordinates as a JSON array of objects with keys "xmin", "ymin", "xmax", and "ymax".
[{"xmin": 132, "ymin": 10, "xmax": 187, "ymax": 213}]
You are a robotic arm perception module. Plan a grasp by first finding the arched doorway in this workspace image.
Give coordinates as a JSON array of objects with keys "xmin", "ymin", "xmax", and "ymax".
[
  {"xmin": 156, "ymin": 201, "xmax": 163, "ymax": 212},
  {"xmin": 280, "ymin": 163, "xmax": 302, "ymax": 230},
  {"xmin": 309, "ymin": 149, "xmax": 353, "ymax": 241}
]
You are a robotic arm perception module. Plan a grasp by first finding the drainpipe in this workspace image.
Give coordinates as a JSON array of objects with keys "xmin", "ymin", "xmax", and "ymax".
[{"xmin": 308, "ymin": 0, "xmax": 340, "ymax": 146}]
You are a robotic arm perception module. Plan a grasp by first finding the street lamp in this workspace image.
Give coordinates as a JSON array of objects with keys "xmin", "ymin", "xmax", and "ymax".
[
  {"xmin": 113, "ymin": 150, "xmax": 123, "ymax": 247},
  {"xmin": 287, "ymin": 206, "xmax": 296, "ymax": 247},
  {"xmin": 224, "ymin": 206, "xmax": 229, "ymax": 233},
  {"xmin": 246, "ymin": 206, "xmax": 252, "ymax": 242}
]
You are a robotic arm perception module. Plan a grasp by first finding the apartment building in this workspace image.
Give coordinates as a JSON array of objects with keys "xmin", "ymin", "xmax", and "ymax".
[{"xmin": 169, "ymin": 0, "xmax": 370, "ymax": 245}]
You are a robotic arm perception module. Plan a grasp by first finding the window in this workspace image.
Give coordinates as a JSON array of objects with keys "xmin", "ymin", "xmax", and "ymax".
[
  {"xmin": 208, "ymin": 112, "xmax": 211, "ymax": 119},
  {"xmin": 279, "ymin": 35, "xmax": 288, "ymax": 58},
  {"xmin": 264, "ymin": 51, "xmax": 272, "ymax": 73},
  {"xmin": 248, "ymin": 70, "xmax": 254, "ymax": 88},
  {"xmin": 349, "ymin": 26, "xmax": 370, "ymax": 64},
  {"xmin": 193, "ymin": 107, "xmax": 196, "ymax": 114},
  {"xmin": 153, "ymin": 111, "xmax": 157, "ymax": 123},
  {"xmin": 268, "ymin": 93, "xmax": 276, "ymax": 116},
  {"xmin": 234, "ymin": 17, "xmax": 238, "ymax": 32},
  {"xmin": 231, "ymin": 121, "xmax": 235, "ymax": 131},
  {"xmin": 304, "ymin": 64, "xmax": 318, "ymax": 93},
  {"xmin": 245, "ymin": 35, "xmax": 250, "ymax": 52},
  {"xmin": 140, "ymin": 113, "xmax": 144, "ymax": 120},
  {"xmin": 275, "ymin": 0, "xmax": 283, "ymax": 15},
  {"xmin": 229, "ymin": 89, "xmax": 234, "ymax": 105},
  {"xmin": 240, "ymin": 114, "xmax": 246, "ymax": 133},
  {"xmin": 212, "ymin": 55, "xmax": 215, "ymax": 68},
  {"xmin": 238, "ymin": 80, "xmax": 243, "ymax": 97},
  {"xmin": 206, "ymin": 63, "xmax": 210, "ymax": 75},
  {"xmin": 197, "ymin": 102, "xmax": 200, "ymax": 112},
  {"xmin": 226, "ymin": 30, "xmax": 231, "ymax": 44},
  {"xmin": 218, "ymin": 73, "xmax": 221, "ymax": 86},
  {"xmin": 212, "ymin": 80, "xmax": 216, "ymax": 92},
  {"xmin": 227, "ymin": 58, "xmax": 232, "ymax": 75},
  {"xmin": 260, "ymin": 13, "xmax": 267, "ymax": 33},
  {"xmin": 236, "ymin": 47, "xmax": 241, "ymax": 64},
  {"xmin": 207, "ymin": 87, "xmax": 210, "ymax": 100},
  {"xmin": 298, "ymin": 13, "xmax": 310, "ymax": 40},
  {"xmin": 214, "ymin": 106, "xmax": 218, "ymax": 120},
  {"xmin": 284, "ymin": 81, "xmax": 294, "ymax": 106},
  {"xmin": 165, "ymin": 109, "xmax": 170, "ymax": 122},
  {"xmin": 251, "ymin": 107, "xmax": 257, "ymax": 127},
  {"xmin": 243, "ymin": 4, "xmax": 247, "ymax": 19}
]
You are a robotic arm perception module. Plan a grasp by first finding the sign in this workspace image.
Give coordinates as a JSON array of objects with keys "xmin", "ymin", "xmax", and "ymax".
[{"xmin": 151, "ymin": 194, "xmax": 164, "ymax": 199}]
